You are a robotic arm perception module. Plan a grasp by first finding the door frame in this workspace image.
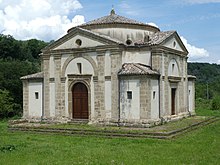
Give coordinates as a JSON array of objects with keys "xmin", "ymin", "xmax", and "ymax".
[
  {"xmin": 72, "ymin": 82, "xmax": 88, "ymax": 119},
  {"xmin": 68, "ymin": 75, "xmax": 92, "ymax": 120}
]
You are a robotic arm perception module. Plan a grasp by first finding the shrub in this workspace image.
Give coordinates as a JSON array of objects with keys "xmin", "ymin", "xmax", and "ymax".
[
  {"xmin": 0, "ymin": 89, "xmax": 19, "ymax": 118},
  {"xmin": 211, "ymin": 95, "xmax": 220, "ymax": 110},
  {"xmin": 196, "ymin": 98, "xmax": 211, "ymax": 110}
]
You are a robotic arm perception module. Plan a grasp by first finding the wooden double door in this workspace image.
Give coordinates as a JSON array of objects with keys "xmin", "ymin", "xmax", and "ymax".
[{"xmin": 72, "ymin": 83, "xmax": 88, "ymax": 119}]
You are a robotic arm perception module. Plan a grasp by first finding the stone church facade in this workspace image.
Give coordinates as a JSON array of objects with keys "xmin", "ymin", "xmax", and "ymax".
[{"xmin": 21, "ymin": 10, "xmax": 195, "ymax": 126}]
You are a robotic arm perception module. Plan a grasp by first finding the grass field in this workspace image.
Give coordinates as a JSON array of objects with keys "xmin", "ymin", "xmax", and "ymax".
[{"xmin": 0, "ymin": 109, "xmax": 220, "ymax": 165}]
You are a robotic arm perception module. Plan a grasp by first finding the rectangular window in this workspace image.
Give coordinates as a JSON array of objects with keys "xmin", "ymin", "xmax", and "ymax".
[
  {"xmin": 127, "ymin": 91, "xmax": 132, "ymax": 99},
  {"xmin": 153, "ymin": 91, "xmax": 156, "ymax": 99},
  {"xmin": 35, "ymin": 92, "xmax": 39, "ymax": 99},
  {"xmin": 77, "ymin": 63, "xmax": 82, "ymax": 74},
  {"xmin": 172, "ymin": 64, "xmax": 175, "ymax": 73}
]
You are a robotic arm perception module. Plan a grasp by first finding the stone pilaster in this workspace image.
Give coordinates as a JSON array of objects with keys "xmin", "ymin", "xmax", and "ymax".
[
  {"xmin": 151, "ymin": 51, "xmax": 162, "ymax": 72},
  {"xmin": 54, "ymin": 54, "xmax": 62, "ymax": 117},
  {"xmin": 94, "ymin": 51, "xmax": 105, "ymax": 119},
  {"xmin": 110, "ymin": 50, "xmax": 122, "ymax": 120},
  {"xmin": 22, "ymin": 80, "xmax": 29, "ymax": 118},
  {"xmin": 42, "ymin": 55, "xmax": 50, "ymax": 117},
  {"xmin": 162, "ymin": 53, "xmax": 169, "ymax": 116},
  {"xmin": 60, "ymin": 77, "xmax": 66, "ymax": 117},
  {"xmin": 140, "ymin": 78, "xmax": 151, "ymax": 119}
]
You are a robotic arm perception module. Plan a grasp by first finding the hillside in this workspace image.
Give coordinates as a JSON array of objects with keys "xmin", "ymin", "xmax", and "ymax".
[
  {"xmin": 0, "ymin": 34, "xmax": 48, "ymax": 118},
  {"xmin": 188, "ymin": 62, "xmax": 220, "ymax": 99},
  {"xmin": 0, "ymin": 34, "xmax": 219, "ymax": 118},
  {"xmin": 188, "ymin": 62, "xmax": 220, "ymax": 83}
]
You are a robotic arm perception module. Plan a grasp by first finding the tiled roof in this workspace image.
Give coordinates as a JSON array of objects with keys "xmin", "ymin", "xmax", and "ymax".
[
  {"xmin": 118, "ymin": 63, "xmax": 159, "ymax": 76},
  {"xmin": 20, "ymin": 72, "xmax": 43, "ymax": 80},
  {"xmin": 77, "ymin": 27, "xmax": 123, "ymax": 44},
  {"xmin": 134, "ymin": 31, "xmax": 175, "ymax": 46},
  {"xmin": 149, "ymin": 31, "xmax": 175, "ymax": 45},
  {"xmin": 79, "ymin": 10, "xmax": 149, "ymax": 27}
]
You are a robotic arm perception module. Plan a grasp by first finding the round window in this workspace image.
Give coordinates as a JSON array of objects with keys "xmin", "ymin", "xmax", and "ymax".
[
  {"xmin": 75, "ymin": 39, "xmax": 82, "ymax": 47},
  {"xmin": 126, "ymin": 39, "xmax": 132, "ymax": 45}
]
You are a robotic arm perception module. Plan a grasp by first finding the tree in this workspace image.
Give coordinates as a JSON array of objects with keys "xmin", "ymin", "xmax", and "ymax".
[{"xmin": 0, "ymin": 89, "xmax": 18, "ymax": 118}]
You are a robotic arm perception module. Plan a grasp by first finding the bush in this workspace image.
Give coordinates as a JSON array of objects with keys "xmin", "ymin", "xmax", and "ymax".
[
  {"xmin": 196, "ymin": 98, "xmax": 211, "ymax": 110},
  {"xmin": 0, "ymin": 89, "xmax": 19, "ymax": 118},
  {"xmin": 211, "ymin": 95, "xmax": 220, "ymax": 110}
]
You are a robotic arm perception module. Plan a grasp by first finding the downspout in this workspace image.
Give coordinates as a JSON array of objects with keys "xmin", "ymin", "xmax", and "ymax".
[
  {"xmin": 187, "ymin": 77, "xmax": 191, "ymax": 116},
  {"xmin": 185, "ymin": 57, "xmax": 191, "ymax": 117},
  {"xmin": 158, "ymin": 76, "xmax": 161, "ymax": 118},
  {"xmin": 41, "ymin": 78, "xmax": 44, "ymax": 122},
  {"xmin": 118, "ymin": 75, "xmax": 121, "ymax": 127}
]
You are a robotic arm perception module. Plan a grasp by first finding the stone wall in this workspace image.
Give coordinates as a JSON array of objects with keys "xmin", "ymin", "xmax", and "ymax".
[
  {"xmin": 94, "ymin": 51, "xmax": 105, "ymax": 119},
  {"xmin": 22, "ymin": 80, "xmax": 29, "ymax": 118},
  {"xmin": 110, "ymin": 50, "xmax": 122, "ymax": 121}
]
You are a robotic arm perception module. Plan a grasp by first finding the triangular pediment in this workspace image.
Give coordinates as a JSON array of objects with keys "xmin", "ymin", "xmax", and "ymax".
[
  {"xmin": 42, "ymin": 27, "xmax": 120, "ymax": 51},
  {"xmin": 161, "ymin": 32, "xmax": 188, "ymax": 53}
]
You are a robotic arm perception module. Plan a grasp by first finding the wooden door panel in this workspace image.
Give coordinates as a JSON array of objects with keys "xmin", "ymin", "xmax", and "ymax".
[{"xmin": 72, "ymin": 83, "xmax": 88, "ymax": 119}]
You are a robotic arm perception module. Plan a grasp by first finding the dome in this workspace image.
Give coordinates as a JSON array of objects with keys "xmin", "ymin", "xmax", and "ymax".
[{"xmin": 68, "ymin": 9, "xmax": 160, "ymax": 33}]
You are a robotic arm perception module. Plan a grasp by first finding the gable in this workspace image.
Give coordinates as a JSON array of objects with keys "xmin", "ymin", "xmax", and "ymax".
[
  {"xmin": 53, "ymin": 34, "xmax": 105, "ymax": 50},
  {"xmin": 162, "ymin": 35, "xmax": 187, "ymax": 53},
  {"xmin": 42, "ymin": 27, "xmax": 120, "ymax": 52}
]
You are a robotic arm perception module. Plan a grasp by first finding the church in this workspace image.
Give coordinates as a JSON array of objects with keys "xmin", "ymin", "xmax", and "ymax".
[{"xmin": 21, "ymin": 9, "xmax": 195, "ymax": 127}]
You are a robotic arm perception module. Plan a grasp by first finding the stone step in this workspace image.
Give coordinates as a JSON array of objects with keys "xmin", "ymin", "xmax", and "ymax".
[
  {"xmin": 67, "ymin": 119, "xmax": 89, "ymax": 124},
  {"xmin": 8, "ymin": 117, "xmax": 220, "ymax": 139}
]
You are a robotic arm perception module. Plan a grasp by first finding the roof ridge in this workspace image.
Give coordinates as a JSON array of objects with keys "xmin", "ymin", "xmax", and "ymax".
[
  {"xmin": 76, "ymin": 27, "xmax": 122, "ymax": 44},
  {"xmin": 78, "ymin": 13, "xmax": 153, "ymax": 27}
]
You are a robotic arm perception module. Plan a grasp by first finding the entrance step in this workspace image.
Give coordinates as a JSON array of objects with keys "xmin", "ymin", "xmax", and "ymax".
[{"xmin": 68, "ymin": 119, "xmax": 89, "ymax": 124}]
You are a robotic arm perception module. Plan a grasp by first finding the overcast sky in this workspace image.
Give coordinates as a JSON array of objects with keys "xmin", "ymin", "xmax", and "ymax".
[{"xmin": 0, "ymin": 0, "xmax": 219, "ymax": 63}]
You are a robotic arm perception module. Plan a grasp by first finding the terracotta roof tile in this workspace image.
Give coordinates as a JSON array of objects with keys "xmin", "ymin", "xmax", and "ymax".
[
  {"xmin": 118, "ymin": 63, "xmax": 159, "ymax": 76},
  {"xmin": 149, "ymin": 31, "xmax": 175, "ymax": 45},
  {"xmin": 134, "ymin": 31, "xmax": 175, "ymax": 46},
  {"xmin": 20, "ymin": 72, "xmax": 43, "ymax": 80},
  {"xmin": 79, "ymin": 13, "xmax": 146, "ymax": 27}
]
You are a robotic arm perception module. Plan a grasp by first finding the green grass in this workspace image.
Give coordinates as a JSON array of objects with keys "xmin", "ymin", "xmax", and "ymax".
[
  {"xmin": 1, "ymin": 110, "xmax": 220, "ymax": 164},
  {"xmin": 39, "ymin": 116, "xmax": 211, "ymax": 133},
  {"xmin": 196, "ymin": 108, "xmax": 220, "ymax": 117}
]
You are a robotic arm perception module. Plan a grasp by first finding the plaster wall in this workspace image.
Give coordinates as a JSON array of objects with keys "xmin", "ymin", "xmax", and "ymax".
[
  {"xmin": 120, "ymin": 79, "xmax": 140, "ymax": 120},
  {"xmin": 92, "ymin": 28, "xmax": 155, "ymax": 43},
  {"xmin": 105, "ymin": 51, "xmax": 111, "ymax": 76},
  {"xmin": 168, "ymin": 58, "xmax": 179, "ymax": 77},
  {"xmin": 122, "ymin": 51, "xmax": 151, "ymax": 66},
  {"xmin": 61, "ymin": 54, "xmax": 70, "ymax": 69},
  {"xmin": 151, "ymin": 79, "xmax": 159, "ymax": 119},
  {"xmin": 64, "ymin": 57, "xmax": 95, "ymax": 118},
  {"xmin": 54, "ymin": 35, "xmax": 105, "ymax": 50},
  {"xmin": 65, "ymin": 57, "xmax": 94, "ymax": 76},
  {"xmin": 49, "ymin": 83, "xmax": 55, "ymax": 117},
  {"xmin": 28, "ymin": 82, "xmax": 43, "ymax": 117},
  {"xmin": 188, "ymin": 81, "xmax": 194, "ymax": 112},
  {"xmin": 163, "ymin": 37, "xmax": 183, "ymax": 52}
]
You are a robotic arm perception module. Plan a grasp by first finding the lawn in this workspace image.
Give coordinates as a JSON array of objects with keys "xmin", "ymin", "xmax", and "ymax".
[{"xmin": 0, "ymin": 109, "xmax": 220, "ymax": 165}]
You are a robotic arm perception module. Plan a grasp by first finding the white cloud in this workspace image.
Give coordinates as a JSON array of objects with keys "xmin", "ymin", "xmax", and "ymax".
[
  {"xmin": 146, "ymin": 22, "xmax": 159, "ymax": 28},
  {"xmin": 119, "ymin": 1, "xmax": 139, "ymax": 16},
  {"xmin": 0, "ymin": 0, "xmax": 84, "ymax": 41},
  {"xmin": 180, "ymin": 36, "xmax": 209, "ymax": 61},
  {"xmin": 183, "ymin": 0, "xmax": 220, "ymax": 4}
]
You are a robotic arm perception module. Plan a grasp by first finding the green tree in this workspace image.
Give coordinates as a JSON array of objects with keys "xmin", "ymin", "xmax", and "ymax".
[{"xmin": 0, "ymin": 89, "xmax": 18, "ymax": 118}]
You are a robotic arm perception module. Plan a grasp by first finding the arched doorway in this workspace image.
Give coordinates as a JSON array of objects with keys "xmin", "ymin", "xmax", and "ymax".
[{"xmin": 72, "ymin": 82, "xmax": 88, "ymax": 119}]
